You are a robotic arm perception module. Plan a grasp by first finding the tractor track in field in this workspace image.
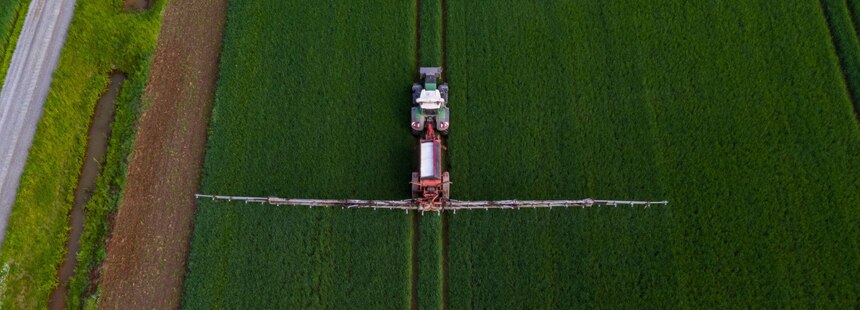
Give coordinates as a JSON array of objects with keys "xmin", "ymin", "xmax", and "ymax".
[
  {"xmin": 440, "ymin": 0, "xmax": 450, "ymax": 307},
  {"xmin": 844, "ymin": 0, "xmax": 860, "ymax": 121},
  {"xmin": 441, "ymin": 0, "xmax": 448, "ymax": 72},
  {"xmin": 818, "ymin": 0, "xmax": 860, "ymax": 118},
  {"xmin": 411, "ymin": 0, "xmax": 422, "ymax": 308},
  {"xmin": 99, "ymin": 0, "xmax": 226, "ymax": 307},
  {"xmin": 410, "ymin": 213, "xmax": 420, "ymax": 310},
  {"xmin": 846, "ymin": 0, "xmax": 860, "ymax": 43},
  {"xmin": 441, "ymin": 212, "xmax": 450, "ymax": 308}
]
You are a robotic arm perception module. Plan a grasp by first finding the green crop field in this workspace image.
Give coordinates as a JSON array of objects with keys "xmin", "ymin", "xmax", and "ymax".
[
  {"xmin": 446, "ymin": 0, "xmax": 860, "ymax": 308},
  {"xmin": 182, "ymin": 1, "xmax": 417, "ymax": 308},
  {"xmin": 181, "ymin": 0, "xmax": 860, "ymax": 307}
]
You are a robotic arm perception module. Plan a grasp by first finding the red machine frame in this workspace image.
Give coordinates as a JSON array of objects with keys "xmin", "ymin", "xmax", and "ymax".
[{"xmin": 411, "ymin": 123, "xmax": 450, "ymax": 211}]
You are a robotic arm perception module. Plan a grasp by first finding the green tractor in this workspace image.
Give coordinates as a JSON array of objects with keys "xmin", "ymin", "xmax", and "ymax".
[{"xmin": 411, "ymin": 67, "xmax": 449, "ymax": 135}]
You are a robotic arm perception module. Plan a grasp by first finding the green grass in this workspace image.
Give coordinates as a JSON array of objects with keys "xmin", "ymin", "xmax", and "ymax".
[
  {"xmin": 446, "ymin": 0, "xmax": 860, "ymax": 307},
  {"xmin": 182, "ymin": 1, "xmax": 417, "ymax": 307},
  {"xmin": 0, "ymin": 0, "xmax": 30, "ymax": 87},
  {"xmin": 0, "ymin": 0, "xmax": 165, "ymax": 308}
]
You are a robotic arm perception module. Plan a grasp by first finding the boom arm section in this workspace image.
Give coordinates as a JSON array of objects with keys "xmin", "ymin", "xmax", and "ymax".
[{"xmin": 195, "ymin": 194, "xmax": 667, "ymax": 212}]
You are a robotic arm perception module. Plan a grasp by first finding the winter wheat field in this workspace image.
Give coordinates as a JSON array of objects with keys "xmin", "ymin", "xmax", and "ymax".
[{"xmin": 182, "ymin": 0, "xmax": 860, "ymax": 308}]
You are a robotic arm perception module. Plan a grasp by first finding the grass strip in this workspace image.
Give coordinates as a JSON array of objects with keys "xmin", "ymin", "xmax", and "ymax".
[
  {"xmin": 0, "ymin": 0, "xmax": 30, "ymax": 87},
  {"xmin": 0, "ymin": 0, "xmax": 165, "ymax": 308}
]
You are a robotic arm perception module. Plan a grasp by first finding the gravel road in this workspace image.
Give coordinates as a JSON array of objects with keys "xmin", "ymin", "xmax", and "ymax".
[{"xmin": 0, "ymin": 0, "xmax": 76, "ymax": 247}]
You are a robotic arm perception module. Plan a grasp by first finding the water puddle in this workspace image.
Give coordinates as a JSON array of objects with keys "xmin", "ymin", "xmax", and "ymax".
[{"xmin": 124, "ymin": 0, "xmax": 151, "ymax": 12}]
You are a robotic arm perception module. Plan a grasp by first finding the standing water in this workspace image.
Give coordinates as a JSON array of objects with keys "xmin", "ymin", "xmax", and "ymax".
[{"xmin": 48, "ymin": 73, "xmax": 125, "ymax": 309}]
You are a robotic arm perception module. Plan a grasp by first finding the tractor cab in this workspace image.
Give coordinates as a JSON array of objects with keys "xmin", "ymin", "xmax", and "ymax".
[
  {"xmin": 416, "ymin": 89, "xmax": 444, "ymax": 110},
  {"xmin": 411, "ymin": 67, "xmax": 450, "ymax": 135}
]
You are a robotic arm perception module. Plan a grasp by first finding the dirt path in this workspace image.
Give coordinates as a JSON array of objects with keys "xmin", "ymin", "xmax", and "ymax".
[
  {"xmin": 98, "ymin": 0, "xmax": 226, "ymax": 308},
  {"xmin": 0, "ymin": 0, "xmax": 76, "ymax": 247},
  {"xmin": 48, "ymin": 73, "xmax": 124, "ymax": 310}
]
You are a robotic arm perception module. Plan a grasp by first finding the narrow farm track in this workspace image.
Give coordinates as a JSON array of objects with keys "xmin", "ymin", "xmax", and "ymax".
[
  {"xmin": 99, "ymin": 0, "xmax": 227, "ymax": 307},
  {"xmin": 0, "ymin": 0, "xmax": 75, "ymax": 246},
  {"xmin": 440, "ymin": 1, "xmax": 449, "ymax": 306},
  {"xmin": 848, "ymin": 0, "xmax": 860, "ymax": 37},
  {"xmin": 441, "ymin": 212, "xmax": 449, "ymax": 308},
  {"xmin": 415, "ymin": 0, "xmax": 447, "ymax": 308}
]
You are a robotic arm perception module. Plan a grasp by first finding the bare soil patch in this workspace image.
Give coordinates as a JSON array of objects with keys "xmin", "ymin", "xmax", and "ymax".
[
  {"xmin": 48, "ymin": 73, "xmax": 124, "ymax": 310},
  {"xmin": 99, "ymin": 0, "xmax": 226, "ymax": 308},
  {"xmin": 123, "ymin": 0, "xmax": 151, "ymax": 12}
]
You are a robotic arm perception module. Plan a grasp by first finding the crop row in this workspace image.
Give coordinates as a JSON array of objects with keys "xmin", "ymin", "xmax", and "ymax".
[{"xmin": 445, "ymin": 0, "xmax": 860, "ymax": 307}]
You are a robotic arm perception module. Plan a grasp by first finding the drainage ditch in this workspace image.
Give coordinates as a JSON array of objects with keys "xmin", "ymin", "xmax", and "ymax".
[{"xmin": 48, "ymin": 73, "xmax": 125, "ymax": 309}]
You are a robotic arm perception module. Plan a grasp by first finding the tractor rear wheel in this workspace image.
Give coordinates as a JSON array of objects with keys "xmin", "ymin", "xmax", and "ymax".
[
  {"xmin": 441, "ymin": 172, "xmax": 450, "ymax": 199},
  {"xmin": 411, "ymin": 172, "xmax": 420, "ymax": 198}
]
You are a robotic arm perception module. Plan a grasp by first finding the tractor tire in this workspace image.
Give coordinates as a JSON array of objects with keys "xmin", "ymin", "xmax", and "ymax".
[
  {"xmin": 411, "ymin": 172, "xmax": 420, "ymax": 198},
  {"xmin": 442, "ymin": 172, "xmax": 450, "ymax": 199}
]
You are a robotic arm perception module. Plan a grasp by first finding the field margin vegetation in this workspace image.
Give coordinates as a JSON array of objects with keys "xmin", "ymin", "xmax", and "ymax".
[
  {"xmin": 0, "ymin": 0, "xmax": 30, "ymax": 87},
  {"xmin": 0, "ymin": 0, "xmax": 165, "ymax": 308}
]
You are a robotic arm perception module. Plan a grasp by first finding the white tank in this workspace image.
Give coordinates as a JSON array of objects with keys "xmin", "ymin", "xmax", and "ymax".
[{"xmin": 420, "ymin": 141, "xmax": 440, "ymax": 179}]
